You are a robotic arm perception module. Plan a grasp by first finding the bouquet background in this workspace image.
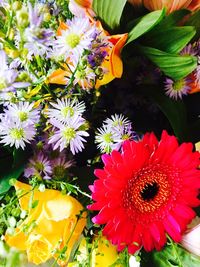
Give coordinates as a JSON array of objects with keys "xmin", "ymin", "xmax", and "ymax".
[{"xmin": 0, "ymin": 0, "xmax": 200, "ymax": 266}]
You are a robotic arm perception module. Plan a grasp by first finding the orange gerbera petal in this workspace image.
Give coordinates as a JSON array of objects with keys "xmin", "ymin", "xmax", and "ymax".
[{"xmin": 143, "ymin": 0, "xmax": 192, "ymax": 13}]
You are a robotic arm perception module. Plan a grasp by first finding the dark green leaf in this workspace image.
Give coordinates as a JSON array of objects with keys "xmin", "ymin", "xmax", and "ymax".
[
  {"xmin": 142, "ymin": 46, "xmax": 197, "ymax": 80},
  {"xmin": 141, "ymin": 244, "xmax": 200, "ymax": 267},
  {"xmin": 185, "ymin": 10, "xmax": 200, "ymax": 41},
  {"xmin": 144, "ymin": 26, "xmax": 196, "ymax": 54},
  {"xmin": 0, "ymin": 166, "xmax": 24, "ymax": 195},
  {"xmin": 141, "ymin": 86, "xmax": 189, "ymax": 142},
  {"xmin": 127, "ymin": 9, "xmax": 165, "ymax": 45},
  {"xmin": 92, "ymin": 0, "xmax": 127, "ymax": 30}
]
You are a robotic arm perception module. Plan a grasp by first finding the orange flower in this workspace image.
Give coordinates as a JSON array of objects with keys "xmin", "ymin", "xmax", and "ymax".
[
  {"xmin": 187, "ymin": 0, "xmax": 200, "ymax": 11},
  {"xmin": 188, "ymin": 72, "xmax": 200, "ymax": 94},
  {"xmin": 128, "ymin": 0, "xmax": 143, "ymax": 6},
  {"xmin": 5, "ymin": 181, "xmax": 87, "ymax": 266},
  {"xmin": 143, "ymin": 0, "xmax": 192, "ymax": 13}
]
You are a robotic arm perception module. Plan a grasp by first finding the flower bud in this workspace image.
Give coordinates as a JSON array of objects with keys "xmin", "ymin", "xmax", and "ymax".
[{"xmin": 16, "ymin": 7, "xmax": 29, "ymax": 28}]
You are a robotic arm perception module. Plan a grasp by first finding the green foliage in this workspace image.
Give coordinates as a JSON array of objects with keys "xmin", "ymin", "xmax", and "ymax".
[
  {"xmin": 127, "ymin": 9, "xmax": 165, "ymax": 45},
  {"xmin": 92, "ymin": 0, "xmax": 127, "ymax": 30},
  {"xmin": 141, "ymin": 242, "xmax": 200, "ymax": 267},
  {"xmin": 144, "ymin": 26, "xmax": 196, "ymax": 54},
  {"xmin": 0, "ymin": 148, "xmax": 29, "ymax": 195},
  {"xmin": 142, "ymin": 46, "xmax": 197, "ymax": 80}
]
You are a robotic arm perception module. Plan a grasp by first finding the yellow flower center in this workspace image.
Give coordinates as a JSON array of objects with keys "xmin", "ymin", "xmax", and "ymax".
[
  {"xmin": 61, "ymin": 106, "xmax": 74, "ymax": 117},
  {"xmin": 103, "ymin": 133, "xmax": 113, "ymax": 143},
  {"xmin": 66, "ymin": 33, "xmax": 80, "ymax": 48},
  {"xmin": 62, "ymin": 127, "xmax": 76, "ymax": 142},
  {"xmin": 0, "ymin": 79, "xmax": 7, "ymax": 90},
  {"xmin": 53, "ymin": 166, "xmax": 66, "ymax": 180},
  {"xmin": 10, "ymin": 128, "xmax": 24, "ymax": 140},
  {"xmin": 18, "ymin": 111, "xmax": 28, "ymax": 122},
  {"xmin": 173, "ymin": 79, "xmax": 185, "ymax": 91}
]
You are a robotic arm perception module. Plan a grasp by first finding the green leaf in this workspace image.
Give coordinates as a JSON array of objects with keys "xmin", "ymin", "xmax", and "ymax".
[
  {"xmin": 92, "ymin": 0, "xmax": 127, "ymax": 30},
  {"xmin": 141, "ymin": 243, "xmax": 200, "ymax": 267},
  {"xmin": 0, "ymin": 166, "xmax": 24, "ymax": 195},
  {"xmin": 142, "ymin": 46, "xmax": 197, "ymax": 80},
  {"xmin": 127, "ymin": 9, "xmax": 165, "ymax": 45},
  {"xmin": 144, "ymin": 26, "xmax": 196, "ymax": 54},
  {"xmin": 185, "ymin": 10, "xmax": 200, "ymax": 40},
  {"xmin": 140, "ymin": 86, "xmax": 189, "ymax": 142}
]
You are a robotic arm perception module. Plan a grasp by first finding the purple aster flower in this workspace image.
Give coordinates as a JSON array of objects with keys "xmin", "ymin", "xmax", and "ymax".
[
  {"xmin": 0, "ymin": 115, "xmax": 36, "ymax": 149},
  {"xmin": 51, "ymin": 156, "xmax": 74, "ymax": 180},
  {"xmin": 164, "ymin": 77, "xmax": 191, "ymax": 100},
  {"xmin": 181, "ymin": 43, "xmax": 198, "ymax": 56},
  {"xmin": 47, "ymin": 98, "xmax": 86, "ymax": 123},
  {"xmin": 0, "ymin": 50, "xmax": 30, "ymax": 95},
  {"xmin": 5, "ymin": 102, "xmax": 40, "ymax": 125},
  {"xmin": 54, "ymin": 17, "xmax": 96, "ymax": 64},
  {"xmin": 24, "ymin": 152, "xmax": 52, "ymax": 180},
  {"xmin": 48, "ymin": 116, "xmax": 89, "ymax": 154}
]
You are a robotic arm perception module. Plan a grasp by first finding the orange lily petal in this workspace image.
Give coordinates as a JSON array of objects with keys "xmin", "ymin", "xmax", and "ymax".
[
  {"xmin": 187, "ymin": 0, "xmax": 200, "ymax": 11},
  {"xmin": 188, "ymin": 73, "xmax": 200, "ymax": 94}
]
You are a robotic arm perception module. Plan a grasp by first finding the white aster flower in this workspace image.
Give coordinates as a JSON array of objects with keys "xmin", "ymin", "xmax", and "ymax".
[
  {"xmin": 0, "ymin": 116, "xmax": 36, "ymax": 149},
  {"xmin": 95, "ymin": 125, "xmax": 116, "ymax": 153},
  {"xmin": 47, "ymin": 98, "xmax": 86, "ymax": 123},
  {"xmin": 95, "ymin": 114, "xmax": 134, "ymax": 153},
  {"xmin": 54, "ymin": 17, "xmax": 95, "ymax": 64},
  {"xmin": 48, "ymin": 116, "xmax": 89, "ymax": 154},
  {"xmin": 5, "ymin": 102, "xmax": 40, "ymax": 124}
]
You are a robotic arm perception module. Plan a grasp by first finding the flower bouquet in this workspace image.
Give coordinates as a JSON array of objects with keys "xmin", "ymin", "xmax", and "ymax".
[{"xmin": 0, "ymin": 0, "xmax": 200, "ymax": 266}]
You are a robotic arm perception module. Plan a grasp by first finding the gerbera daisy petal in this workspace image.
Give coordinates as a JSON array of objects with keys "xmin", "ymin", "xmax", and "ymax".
[{"xmin": 88, "ymin": 130, "xmax": 200, "ymax": 252}]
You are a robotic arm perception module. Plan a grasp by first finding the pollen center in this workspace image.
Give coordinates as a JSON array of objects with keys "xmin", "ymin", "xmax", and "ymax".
[
  {"xmin": 103, "ymin": 133, "xmax": 113, "ymax": 143},
  {"xmin": 122, "ymin": 165, "xmax": 177, "ymax": 217},
  {"xmin": 18, "ymin": 111, "xmax": 28, "ymax": 122},
  {"xmin": 62, "ymin": 127, "xmax": 76, "ymax": 142},
  {"xmin": 173, "ymin": 79, "xmax": 185, "ymax": 91},
  {"xmin": 66, "ymin": 33, "xmax": 80, "ymax": 48},
  {"xmin": 10, "ymin": 128, "xmax": 24, "ymax": 140},
  {"xmin": 61, "ymin": 106, "xmax": 74, "ymax": 117}
]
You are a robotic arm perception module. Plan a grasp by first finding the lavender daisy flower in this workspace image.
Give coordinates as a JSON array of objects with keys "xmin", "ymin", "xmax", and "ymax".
[
  {"xmin": 5, "ymin": 102, "xmax": 40, "ymax": 125},
  {"xmin": 164, "ymin": 77, "xmax": 191, "ymax": 100},
  {"xmin": 48, "ymin": 116, "xmax": 89, "ymax": 154},
  {"xmin": 24, "ymin": 152, "xmax": 52, "ymax": 180},
  {"xmin": 51, "ymin": 156, "xmax": 73, "ymax": 180},
  {"xmin": 0, "ymin": 116, "xmax": 36, "ymax": 149},
  {"xmin": 95, "ymin": 114, "xmax": 134, "ymax": 153},
  {"xmin": 0, "ymin": 50, "xmax": 30, "ymax": 95},
  {"xmin": 47, "ymin": 98, "xmax": 86, "ymax": 122},
  {"xmin": 54, "ymin": 17, "xmax": 95, "ymax": 64}
]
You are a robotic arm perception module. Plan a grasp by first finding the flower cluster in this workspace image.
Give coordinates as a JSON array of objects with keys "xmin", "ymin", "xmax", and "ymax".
[
  {"xmin": 0, "ymin": 102, "xmax": 39, "ymax": 149},
  {"xmin": 0, "ymin": 0, "xmax": 199, "ymax": 267},
  {"xmin": 95, "ymin": 114, "xmax": 134, "ymax": 153}
]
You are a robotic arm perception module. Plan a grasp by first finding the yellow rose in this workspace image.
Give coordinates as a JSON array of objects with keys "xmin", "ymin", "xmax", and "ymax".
[
  {"xmin": 68, "ymin": 235, "xmax": 122, "ymax": 267},
  {"xmin": 5, "ymin": 181, "xmax": 87, "ymax": 266}
]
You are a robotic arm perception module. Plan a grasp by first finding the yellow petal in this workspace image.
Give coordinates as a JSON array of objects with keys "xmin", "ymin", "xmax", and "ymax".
[
  {"xmin": 195, "ymin": 142, "xmax": 200, "ymax": 152},
  {"xmin": 91, "ymin": 236, "xmax": 122, "ymax": 267},
  {"xmin": 26, "ymin": 234, "xmax": 53, "ymax": 265}
]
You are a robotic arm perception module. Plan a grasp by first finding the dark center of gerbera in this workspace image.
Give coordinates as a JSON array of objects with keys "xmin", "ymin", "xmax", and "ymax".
[
  {"xmin": 122, "ymin": 165, "xmax": 180, "ymax": 216},
  {"xmin": 140, "ymin": 182, "xmax": 159, "ymax": 201}
]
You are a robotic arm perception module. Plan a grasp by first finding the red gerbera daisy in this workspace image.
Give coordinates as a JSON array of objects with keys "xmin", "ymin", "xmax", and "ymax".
[{"xmin": 88, "ymin": 131, "xmax": 200, "ymax": 253}]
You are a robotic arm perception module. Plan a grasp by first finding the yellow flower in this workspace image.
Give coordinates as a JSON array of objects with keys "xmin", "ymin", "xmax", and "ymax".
[
  {"xmin": 143, "ymin": 0, "xmax": 192, "ymax": 13},
  {"xmin": 5, "ymin": 181, "xmax": 87, "ymax": 266},
  {"xmin": 68, "ymin": 235, "xmax": 122, "ymax": 267}
]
